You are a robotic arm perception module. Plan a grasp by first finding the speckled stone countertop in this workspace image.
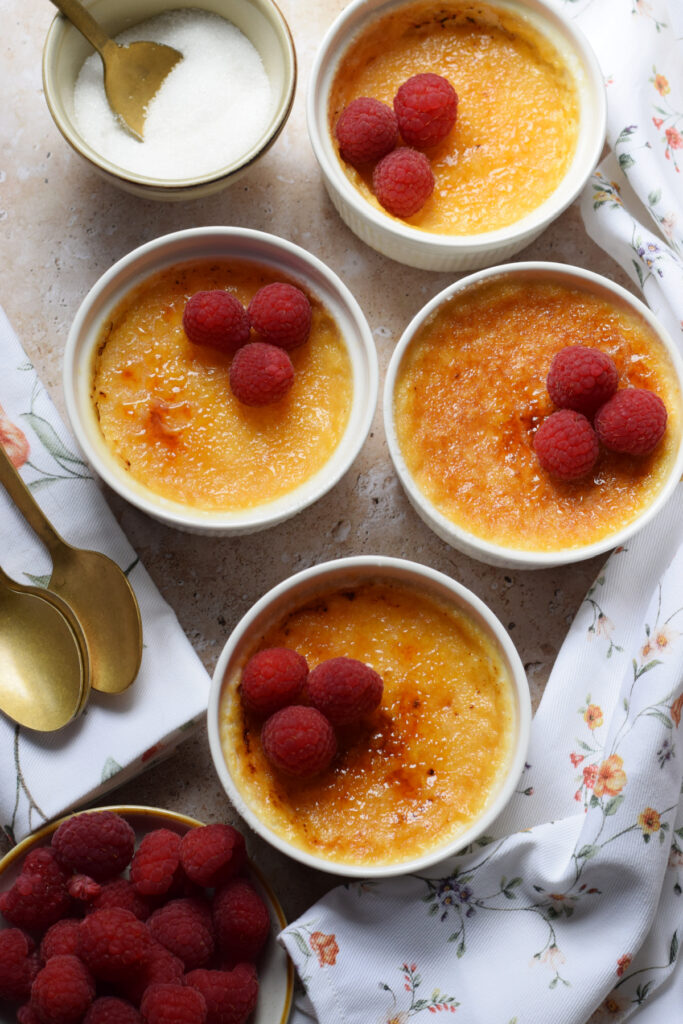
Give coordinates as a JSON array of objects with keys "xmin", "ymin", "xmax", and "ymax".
[{"xmin": 0, "ymin": 1, "xmax": 631, "ymax": 916}]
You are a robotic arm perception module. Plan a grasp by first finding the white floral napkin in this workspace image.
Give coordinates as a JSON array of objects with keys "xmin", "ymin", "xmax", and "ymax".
[
  {"xmin": 279, "ymin": 2, "xmax": 683, "ymax": 1021},
  {"xmin": 0, "ymin": 305, "xmax": 211, "ymax": 846}
]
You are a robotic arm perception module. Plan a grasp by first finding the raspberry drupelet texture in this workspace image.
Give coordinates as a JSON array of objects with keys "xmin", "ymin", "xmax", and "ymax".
[
  {"xmin": 533, "ymin": 409, "xmax": 599, "ymax": 481},
  {"xmin": 0, "ymin": 848, "xmax": 71, "ymax": 933},
  {"xmin": 40, "ymin": 919, "xmax": 82, "ymax": 962},
  {"xmin": 30, "ymin": 954, "xmax": 95, "ymax": 1024},
  {"xmin": 335, "ymin": 96, "xmax": 399, "ymax": 167},
  {"xmin": 546, "ymin": 346, "xmax": 619, "ymax": 417},
  {"xmin": 261, "ymin": 705, "xmax": 337, "ymax": 778},
  {"xmin": 52, "ymin": 810, "xmax": 136, "ymax": 882},
  {"xmin": 248, "ymin": 282, "xmax": 312, "ymax": 351},
  {"xmin": 372, "ymin": 147, "xmax": 434, "ymax": 218},
  {"xmin": 147, "ymin": 898, "xmax": 215, "ymax": 971},
  {"xmin": 240, "ymin": 647, "xmax": 309, "ymax": 717},
  {"xmin": 307, "ymin": 656, "xmax": 384, "ymax": 725},
  {"xmin": 0, "ymin": 928, "xmax": 39, "ymax": 1002},
  {"xmin": 180, "ymin": 825, "xmax": 246, "ymax": 889},
  {"xmin": 90, "ymin": 878, "xmax": 152, "ymax": 920},
  {"xmin": 140, "ymin": 982, "xmax": 207, "ymax": 1024},
  {"xmin": 212, "ymin": 879, "xmax": 270, "ymax": 963},
  {"xmin": 130, "ymin": 829, "xmax": 183, "ymax": 897},
  {"xmin": 78, "ymin": 907, "xmax": 153, "ymax": 983},
  {"xmin": 116, "ymin": 942, "xmax": 184, "ymax": 1007},
  {"xmin": 393, "ymin": 73, "xmax": 458, "ymax": 148},
  {"xmin": 182, "ymin": 290, "xmax": 251, "ymax": 354},
  {"xmin": 229, "ymin": 342, "xmax": 294, "ymax": 407},
  {"xmin": 594, "ymin": 388, "xmax": 668, "ymax": 455},
  {"xmin": 185, "ymin": 963, "xmax": 259, "ymax": 1024},
  {"xmin": 83, "ymin": 996, "xmax": 142, "ymax": 1023}
]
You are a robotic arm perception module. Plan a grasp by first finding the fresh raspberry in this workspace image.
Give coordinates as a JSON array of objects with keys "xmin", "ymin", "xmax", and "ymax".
[
  {"xmin": 130, "ymin": 829, "xmax": 182, "ymax": 897},
  {"xmin": 394, "ymin": 73, "xmax": 458, "ymax": 148},
  {"xmin": 212, "ymin": 879, "xmax": 270, "ymax": 962},
  {"xmin": 182, "ymin": 291, "xmax": 251, "ymax": 354},
  {"xmin": 147, "ymin": 898, "xmax": 215, "ymax": 971},
  {"xmin": 78, "ymin": 907, "xmax": 153, "ymax": 982},
  {"xmin": 116, "ymin": 942, "xmax": 185, "ymax": 1007},
  {"xmin": 261, "ymin": 705, "xmax": 337, "ymax": 778},
  {"xmin": 0, "ymin": 848, "xmax": 71, "ymax": 933},
  {"xmin": 40, "ymin": 919, "xmax": 82, "ymax": 961},
  {"xmin": 248, "ymin": 282, "xmax": 312, "ymax": 351},
  {"xmin": 17, "ymin": 1005, "xmax": 42, "ymax": 1024},
  {"xmin": 307, "ymin": 657, "xmax": 384, "ymax": 725},
  {"xmin": 229, "ymin": 342, "xmax": 294, "ymax": 407},
  {"xmin": 179, "ymin": 825, "xmax": 246, "ymax": 889},
  {"xmin": 547, "ymin": 346, "xmax": 619, "ymax": 416},
  {"xmin": 140, "ymin": 983, "xmax": 207, "ymax": 1024},
  {"xmin": 68, "ymin": 874, "xmax": 101, "ymax": 904},
  {"xmin": 594, "ymin": 388, "xmax": 667, "ymax": 455},
  {"xmin": 372, "ymin": 147, "xmax": 434, "ymax": 218},
  {"xmin": 30, "ymin": 954, "xmax": 95, "ymax": 1024},
  {"xmin": 533, "ymin": 409, "xmax": 599, "ymax": 481},
  {"xmin": 185, "ymin": 964, "xmax": 258, "ymax": 1024},
  {"xmin": 240, "ymin": 647, "xmax": 309, "ymax": 717},
  {"xmin": 83, "ymin": 996, "xmax": 142, "ymax": 1024},
  {"xmin": 52, "ymin": 810, "xmax": 136, "ymax": 881},
  {"xmin": 90, "ymin": 878, "xmax": 152, "ymax": 920},
  {"xmin": 0, "ymin": 928, "xmax": 39, "ymax": 1002},
  {"xmin": 335, "ymin": 97, "xmax": 399, "ymax": 167}
]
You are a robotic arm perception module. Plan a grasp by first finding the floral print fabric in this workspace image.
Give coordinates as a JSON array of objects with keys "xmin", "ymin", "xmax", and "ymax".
[
  {"xmin": 280, "ymin": 2, "xmax": 683, "ymax": 1021},
  {"xmin": 0, "ymin": 307, "xmax": 210, "ymax": 845}
]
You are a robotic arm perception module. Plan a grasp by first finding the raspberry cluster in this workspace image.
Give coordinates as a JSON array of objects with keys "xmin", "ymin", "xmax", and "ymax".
[
  {"xmin": 334, "ymin": 72, "xmax": 458, "ymax": 219},
  {"xmin": 0, "ymin": 810, "xmax": 269, "ymax": 1024},
  {"xmin": 240, "ymin": 647, "xmax": 384, "ymax": 779},
  {"xmin": 533, "ymin": 345, "xmax": 668, "ymax": 481},
  {"xmin": 182, "ymin": 280, "xmax": 313, "ymax": 407}
]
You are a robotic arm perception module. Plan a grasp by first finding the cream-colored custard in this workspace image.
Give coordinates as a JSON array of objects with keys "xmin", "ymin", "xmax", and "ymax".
[
  {"xmin": 219, "ymin": 580, "xmax": 517, "ymax": 868},
  {"xmin": 92, "ymin": 260, "xmax": 352, "ymax": 512}
]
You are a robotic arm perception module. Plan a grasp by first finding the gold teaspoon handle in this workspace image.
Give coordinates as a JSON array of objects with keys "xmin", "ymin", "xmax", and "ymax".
[
  {"xmin": 48, "ymin": 0, "xmax": 114, "ymax": 58},
  {"xmin": 0, "ymin": 441, "xmax": 62, "ymax": 556}
]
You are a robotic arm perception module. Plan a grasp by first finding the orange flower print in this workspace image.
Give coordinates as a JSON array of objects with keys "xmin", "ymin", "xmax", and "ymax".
[
  {"xmin": 665, "ymin": 127, "xmax": 683, "ymax": 150},
  {"xmin": 653, "ymin": 74, "xmax": 670, "ymax": 96},
  {"xmin": 583, "ymin": 763, "xmax": 598, "ymax": 789},
  {"xmin": 616, "ymin": 954, "xmax": 632, "ymax": 977},
  {"xmin": 671, "ymin": 693, "xmax": 683, "ymax": 728},
  {"xmin": 593, "ymin": 755, "xmax": 626, "ymax": 798},
  {"xmin": 638, "ymin": 807, "xmax": 661, "ymax": 835},
  {"xmin": 584, "ymin": 704, "xmax": 604, "ymax": 730},
  {"xmin": 570, "ymin": 752, "xmax": 585, "ymax": 767},
  {"xmin": 0, "ymin": 405, "xmax": 29, "ymax": 468},
  {"xmin": 310, "ymin": 931, "xmax": 339, "ymax": 967}
]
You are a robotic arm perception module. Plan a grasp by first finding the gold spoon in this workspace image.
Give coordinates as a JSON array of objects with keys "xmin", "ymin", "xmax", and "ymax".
[
  {"xmin": 49, "ymin": 0, "xmax": 183, "ymax": 141},
  {"xmin": 0, "ymin": 566, "xmax": 89, "ymax": 731},
  {"xmin": 0, "ymin": 443, "xmax": 143, "ymax": 695}
]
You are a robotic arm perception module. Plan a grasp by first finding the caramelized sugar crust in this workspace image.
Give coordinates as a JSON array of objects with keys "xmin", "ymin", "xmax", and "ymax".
[
  {"xmin": 92, "ymin": 261, "xmax": 352, "ymax": 511},
  {"xmin": 394, "ymin": 278, "xmax": 682, "ymax": 551},
  {"xmin": 329, "ymin": 0, "xmax": 580, "ymax": 234},
  {"xmin": 220, "ymin": 581, "xmax": 516, "ymax": 867}
]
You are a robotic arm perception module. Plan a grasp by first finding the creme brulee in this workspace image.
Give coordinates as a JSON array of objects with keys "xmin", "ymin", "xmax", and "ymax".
[
  {"xmin": 393, "ymin": 277, "xmax": 683, "ymax": 552},
  {"xmin": 91, "ymin": 261, "xmax": 352, "ymax": 511},
  {"xmin": 219, "ymin": 580, "xmax": 516, "ymax": 868},
  {"xmin": 328, "ymin": 0, "xmax": 581, "ymax": 234}
]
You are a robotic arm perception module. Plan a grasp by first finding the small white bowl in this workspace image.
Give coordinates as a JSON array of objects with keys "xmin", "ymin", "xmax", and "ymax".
[
  {"xmin": 43, "ymin": 0, "xmax": 296, "ymax": 200},
  {"xmin": 307, "ymin": 0, "xmax": 605, "ymax": 272},
  {"xmin": 63, "ymin": 226, "xmax": 378, "ymax": 534},
  {"xmin": 384, "ymin": 262, "xmax": 683, "ymax": 569},
  {"xmin": 207, "ymin": 555, "xmax": 531, "ymax": 878}
]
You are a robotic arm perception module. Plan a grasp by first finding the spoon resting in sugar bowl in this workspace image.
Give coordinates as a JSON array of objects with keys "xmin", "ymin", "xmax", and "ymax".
[
  {"xmin": 48, "ymin": 0, "xmax": 183, "ymax": 141},
  {"xmin": 0, "ymin": 566, "xmax": 89, "ymax": 731},
  {"xmin": 0, "ymin": 442, "xmax": 143, "ymax": 696}
]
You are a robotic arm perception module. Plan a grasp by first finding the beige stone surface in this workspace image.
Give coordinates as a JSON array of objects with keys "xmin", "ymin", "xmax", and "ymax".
[{"xmin": 0, "ymin": 0, "xmax": 634, "ymax": 916}]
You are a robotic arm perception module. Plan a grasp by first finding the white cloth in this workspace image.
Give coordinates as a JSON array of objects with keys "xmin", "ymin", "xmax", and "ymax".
[
  {"xmin": 279, "ymin": 2, "xmax": 683, "ymax": 1021},
  {"xmin": 0, "ymin": 305, "xmax": 211, "ymax": 845}
]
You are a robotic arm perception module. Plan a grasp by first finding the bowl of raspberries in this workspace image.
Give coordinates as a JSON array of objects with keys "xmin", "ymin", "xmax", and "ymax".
[
  {"xmin": 307, "ymin": 0, "xmax": 606, "ymax": 272},
  {"xmin": 0, "ymin": 805, "xmax": 293, "ymax": 1024},
  {"xmin": 62, "ymin": 226, "xmax": 377, "ymax": 535}
]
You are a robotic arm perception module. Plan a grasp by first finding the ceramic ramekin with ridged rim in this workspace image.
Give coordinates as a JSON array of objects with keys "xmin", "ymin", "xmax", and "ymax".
[
  {"xmin": 207, "ymin": 555, "xmax": 531, "ymax": 878},
  {"xmin": 62, "ymin": 226, "xmax": 378, "ymax": 535},
  {"xmin": 43, "ymin": 0, "xmax": 296, "ymax": 201},
  {"xmin": 307, "ymin": 0, "xmax": 606, "ymax": 272},
  {"xmin": 383, "ymin": 261, "xmax": 683, "ymax": 569},
  {"xmin": 0, "ymin": 805, "xmax": 294, "ymax": 1024}
]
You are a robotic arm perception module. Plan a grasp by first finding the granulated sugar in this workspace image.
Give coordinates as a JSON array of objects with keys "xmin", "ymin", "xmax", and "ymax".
[{"xmin": 73, "ymin": 8, "xmax": 274, "ymax": 180}]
